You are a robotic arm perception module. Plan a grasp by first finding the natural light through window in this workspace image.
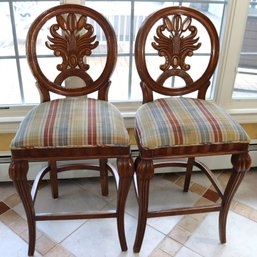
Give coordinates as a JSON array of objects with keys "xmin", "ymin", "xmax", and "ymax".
[
  {"xmin": 0, "ymin": 0, "xmax": 226, "ymax": 105},
  {"xmin": 233, "ymin": 0, "xmax": 257, "ymax": 99}
]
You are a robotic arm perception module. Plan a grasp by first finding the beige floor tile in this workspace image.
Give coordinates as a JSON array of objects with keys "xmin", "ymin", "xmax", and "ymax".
[
  {"xmin": 158, "ymin": 237, "xmax": 182, "ymax": 256},
  {"xmin": 178, "ymin": 216, "xmax": 200, "ymax": 233},
  {"xmin": 235, "ymin": 169, "xmax": 257, "ymax": 210},
  {"xmin": 0, "ymin": 209, "xmax": 20, "ymax": 226},
  {"xmin": 175, "ymin": 246, "xmax": 202, "ymax": 257},
  {"xmin": 19, "ymin": 227, "xmax": 43, "ymax": 242},
  {"xmin": 4, "ymin": 193, "xmax": 21, "ymax": 208},
  {"xmin": 249, "ymin": 209, "xmax": 257, "ymax": 222},
  {"xmin": 9, "ymin": 215, "xmax": 27, "ymax": 235},
  {"xmin": 44, "ymin": 244, "xmax": 73, "ymax": 257},
  {"xmin": 231, "ymin": 201, "xmax": 252, "ymax": 218},
  {"xmin": 188, "ymin": 213, "xmax": 208, "ymax": 222},
  {"xmin": 189, "ymin": 183, "xmax": 207, "ymax": 196},
  {"xmin": 168, "ymin": 225, "xmax": 191, "ymax": 244},
  {"xmin": 175, "ymin": 177, "xmax": 186, "ymax": 188},
  {"xmin": 36, "ymin": 234, "xmax": 56, "ymax": 255},
  {"xmin": 194, "ymin": 196, "xmax": 213, "ymax": 206},
  {"xmin": 150, "ymin": 248, "xmax": 173, "ymax": 257},
  {"xmin": 217, "ymin": 171, "xmax": 230, "ymax": 188}
]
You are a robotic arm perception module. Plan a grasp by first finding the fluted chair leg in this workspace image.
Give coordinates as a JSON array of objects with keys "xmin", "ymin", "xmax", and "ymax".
[
  {"xmin": 9, "ymin": 161, "xmax": 36, "ymax": 257},
  {"xmin": 219, "ymin": 153, "xmax": 251, "ymax": 243},
  {"xmin": 133, "ymin": 159, "xmax": 154, "ymax": 253},
  {"xmin": 116, "ymin": 157, "xmax": 134, "ymax": 251}
]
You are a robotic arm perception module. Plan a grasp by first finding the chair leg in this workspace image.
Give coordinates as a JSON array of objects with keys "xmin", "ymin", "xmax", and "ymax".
[
  {"xmin": 133, "ymin": 156, "xmax": 141, "ymax": 203},
  {"xmin": 100, "ymin": 159, "xmax": 109, "ymax": 196},
  {"xmin": 9, "ymin": 160, "xmax": 36, "ymax": 257},
  {"xmin": 184, "ymin": 157, "xmax": 194, "ymax": 192},
  {"xmin": 219, "ymin": 153, "xmax": 251, "ymax": 243},
  {"xmin": 116, "ymin": 157, "xmax": 134, "ymax": 251},
  {"xmin": 133, "ymin": 159, "xmax": 154, "ymax": 253},
  {"xmin": 49, "ymin": 161, "xmax": 58, "ymax": 199}
]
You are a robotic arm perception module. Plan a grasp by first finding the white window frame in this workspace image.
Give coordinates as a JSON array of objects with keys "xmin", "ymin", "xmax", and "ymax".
[
  {"xmin": 215, "ymin": 0, "xmax": 257, "ymax": 123},
  {"xmin": 0, "ymin": 0, "xmax": 257, "ymax": 134}
]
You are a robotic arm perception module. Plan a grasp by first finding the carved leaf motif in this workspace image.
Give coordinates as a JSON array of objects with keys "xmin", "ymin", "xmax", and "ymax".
[
  {"xmin": 56, "ymin": 15, "xmax": 66, "ymax": 30},
  {"xmin": 182, "ymin": 17, "xmax": 191, "ymax": 32},
  {"xmin": 152, "ymin": 15, "xmax": 201, "ymax": 71},
  {"xmin": 173, "ymin": 15, "xmax": 182, "ymax": 33},
  {"xmin": 67, "ymin": 13, "xmax": 77, "ymax": 31},
  {"xmin": 164, "ymin": 17, "xmax": 173, "ymax": 31},
  {"xmin": 46, "ymin": 13, "xmax": 99, "ymax": 72},
  {"xmin": 77, "ymin": 16, "xmax": 85, "ymax": 30}
]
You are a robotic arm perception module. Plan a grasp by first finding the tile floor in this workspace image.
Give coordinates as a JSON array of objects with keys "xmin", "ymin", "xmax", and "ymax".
[{"xmin": 1, "ymin": 166, "xmax": 257, "ymax": 257}]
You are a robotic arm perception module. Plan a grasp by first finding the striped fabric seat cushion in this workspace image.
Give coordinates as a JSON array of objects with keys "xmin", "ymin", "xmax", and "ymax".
[
  {"xmin": 11, "ymin": 97, "xmax": 130, "ymax": 149},
  {"xmin": 135, "ymin": 97, "xmax": 250, "ymax": 149}
]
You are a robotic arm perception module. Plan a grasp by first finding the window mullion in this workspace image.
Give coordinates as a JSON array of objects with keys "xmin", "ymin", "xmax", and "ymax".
[
  {"xmin": 9, "ymin": 0, "xmax": 25, "ymax": 104},
  {"xmin": 215, "ymin": 0, "xmax": 250, "ymax": 107}
]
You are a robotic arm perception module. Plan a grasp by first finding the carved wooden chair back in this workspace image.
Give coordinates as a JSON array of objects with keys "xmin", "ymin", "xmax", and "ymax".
[
  {"xmin": 135, "ymin": 6, "xmax": 219, "ymax": 103},
  {"xmin": 27, "ymin": 4, "xmax": 117, "ymax": 102}
]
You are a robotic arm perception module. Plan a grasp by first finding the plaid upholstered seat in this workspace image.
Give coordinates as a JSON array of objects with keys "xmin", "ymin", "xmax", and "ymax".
[
  {"xmin": 136, "ymin": 97, "xmax": 250, "ymax": 149},
  {"xmin": 11, "ymin": 96, "xmax": 130, "ymax": 149}
]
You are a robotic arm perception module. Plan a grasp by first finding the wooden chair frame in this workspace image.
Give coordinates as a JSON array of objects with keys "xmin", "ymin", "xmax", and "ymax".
[
  {"xmin": 9, "ymin": 4, "xmax": 133, "ymax": 256},
  {"xmin": 133, "ymin": 6, "xmax": 252, "ymax": 252}
]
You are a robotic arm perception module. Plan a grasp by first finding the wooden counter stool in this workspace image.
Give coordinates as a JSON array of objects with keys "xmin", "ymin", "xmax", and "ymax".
[
  {"xmin": 9, "ymin": 4, "xmax": 133, "ymax": 256},
  {"xmin": 133, "ymin": 6, "xmax": 251, "ymax": 252}
]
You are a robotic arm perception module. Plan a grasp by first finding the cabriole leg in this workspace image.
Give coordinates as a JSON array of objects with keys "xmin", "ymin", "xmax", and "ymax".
[
  {"xmin": 219, "ymin": 152, "xmax": 251, "ymax": 243},
  {"xmin": 9, "ymin": 160, "xmax": 36, "ymax": 256},
  {"xmin": 133, "ymin": 159, "xmax": 154, "ymax": 253},
  {"xmin": 116, "ymin": 157, "xmax": 134, "ymax": 251}
]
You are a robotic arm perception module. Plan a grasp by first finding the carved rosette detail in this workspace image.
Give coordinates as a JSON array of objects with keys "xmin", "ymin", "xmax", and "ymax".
[
  {"xmin": 152, "ymin": 15, "xmax": 201, "ymax": 71},
  {"xmin": 46, "ymin": 13, "xmax": 99, "ymax": 72}
]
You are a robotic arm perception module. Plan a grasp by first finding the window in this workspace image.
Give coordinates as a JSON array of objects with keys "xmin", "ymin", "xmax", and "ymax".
[
  {"xmin": 233, "ymin": 0, "xmax": 257, "ymax": 99},
  {"xmin": 0, "ymin": 0, "xmax": 227, "ymax": 105},
  {"xmin": 0, "ymin": 0, "xmax": 59, "ymax": 106},
  {"xmin": 85, "ymin": 1, "xmax": 227, "ymax": 101},
  {"xmin": 215, "ymin": 0, "xmax": 257, "ymax": 122},
  {"xmin": 0, "ymin": 0, "xmax": 256, "ymax": 129}
]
